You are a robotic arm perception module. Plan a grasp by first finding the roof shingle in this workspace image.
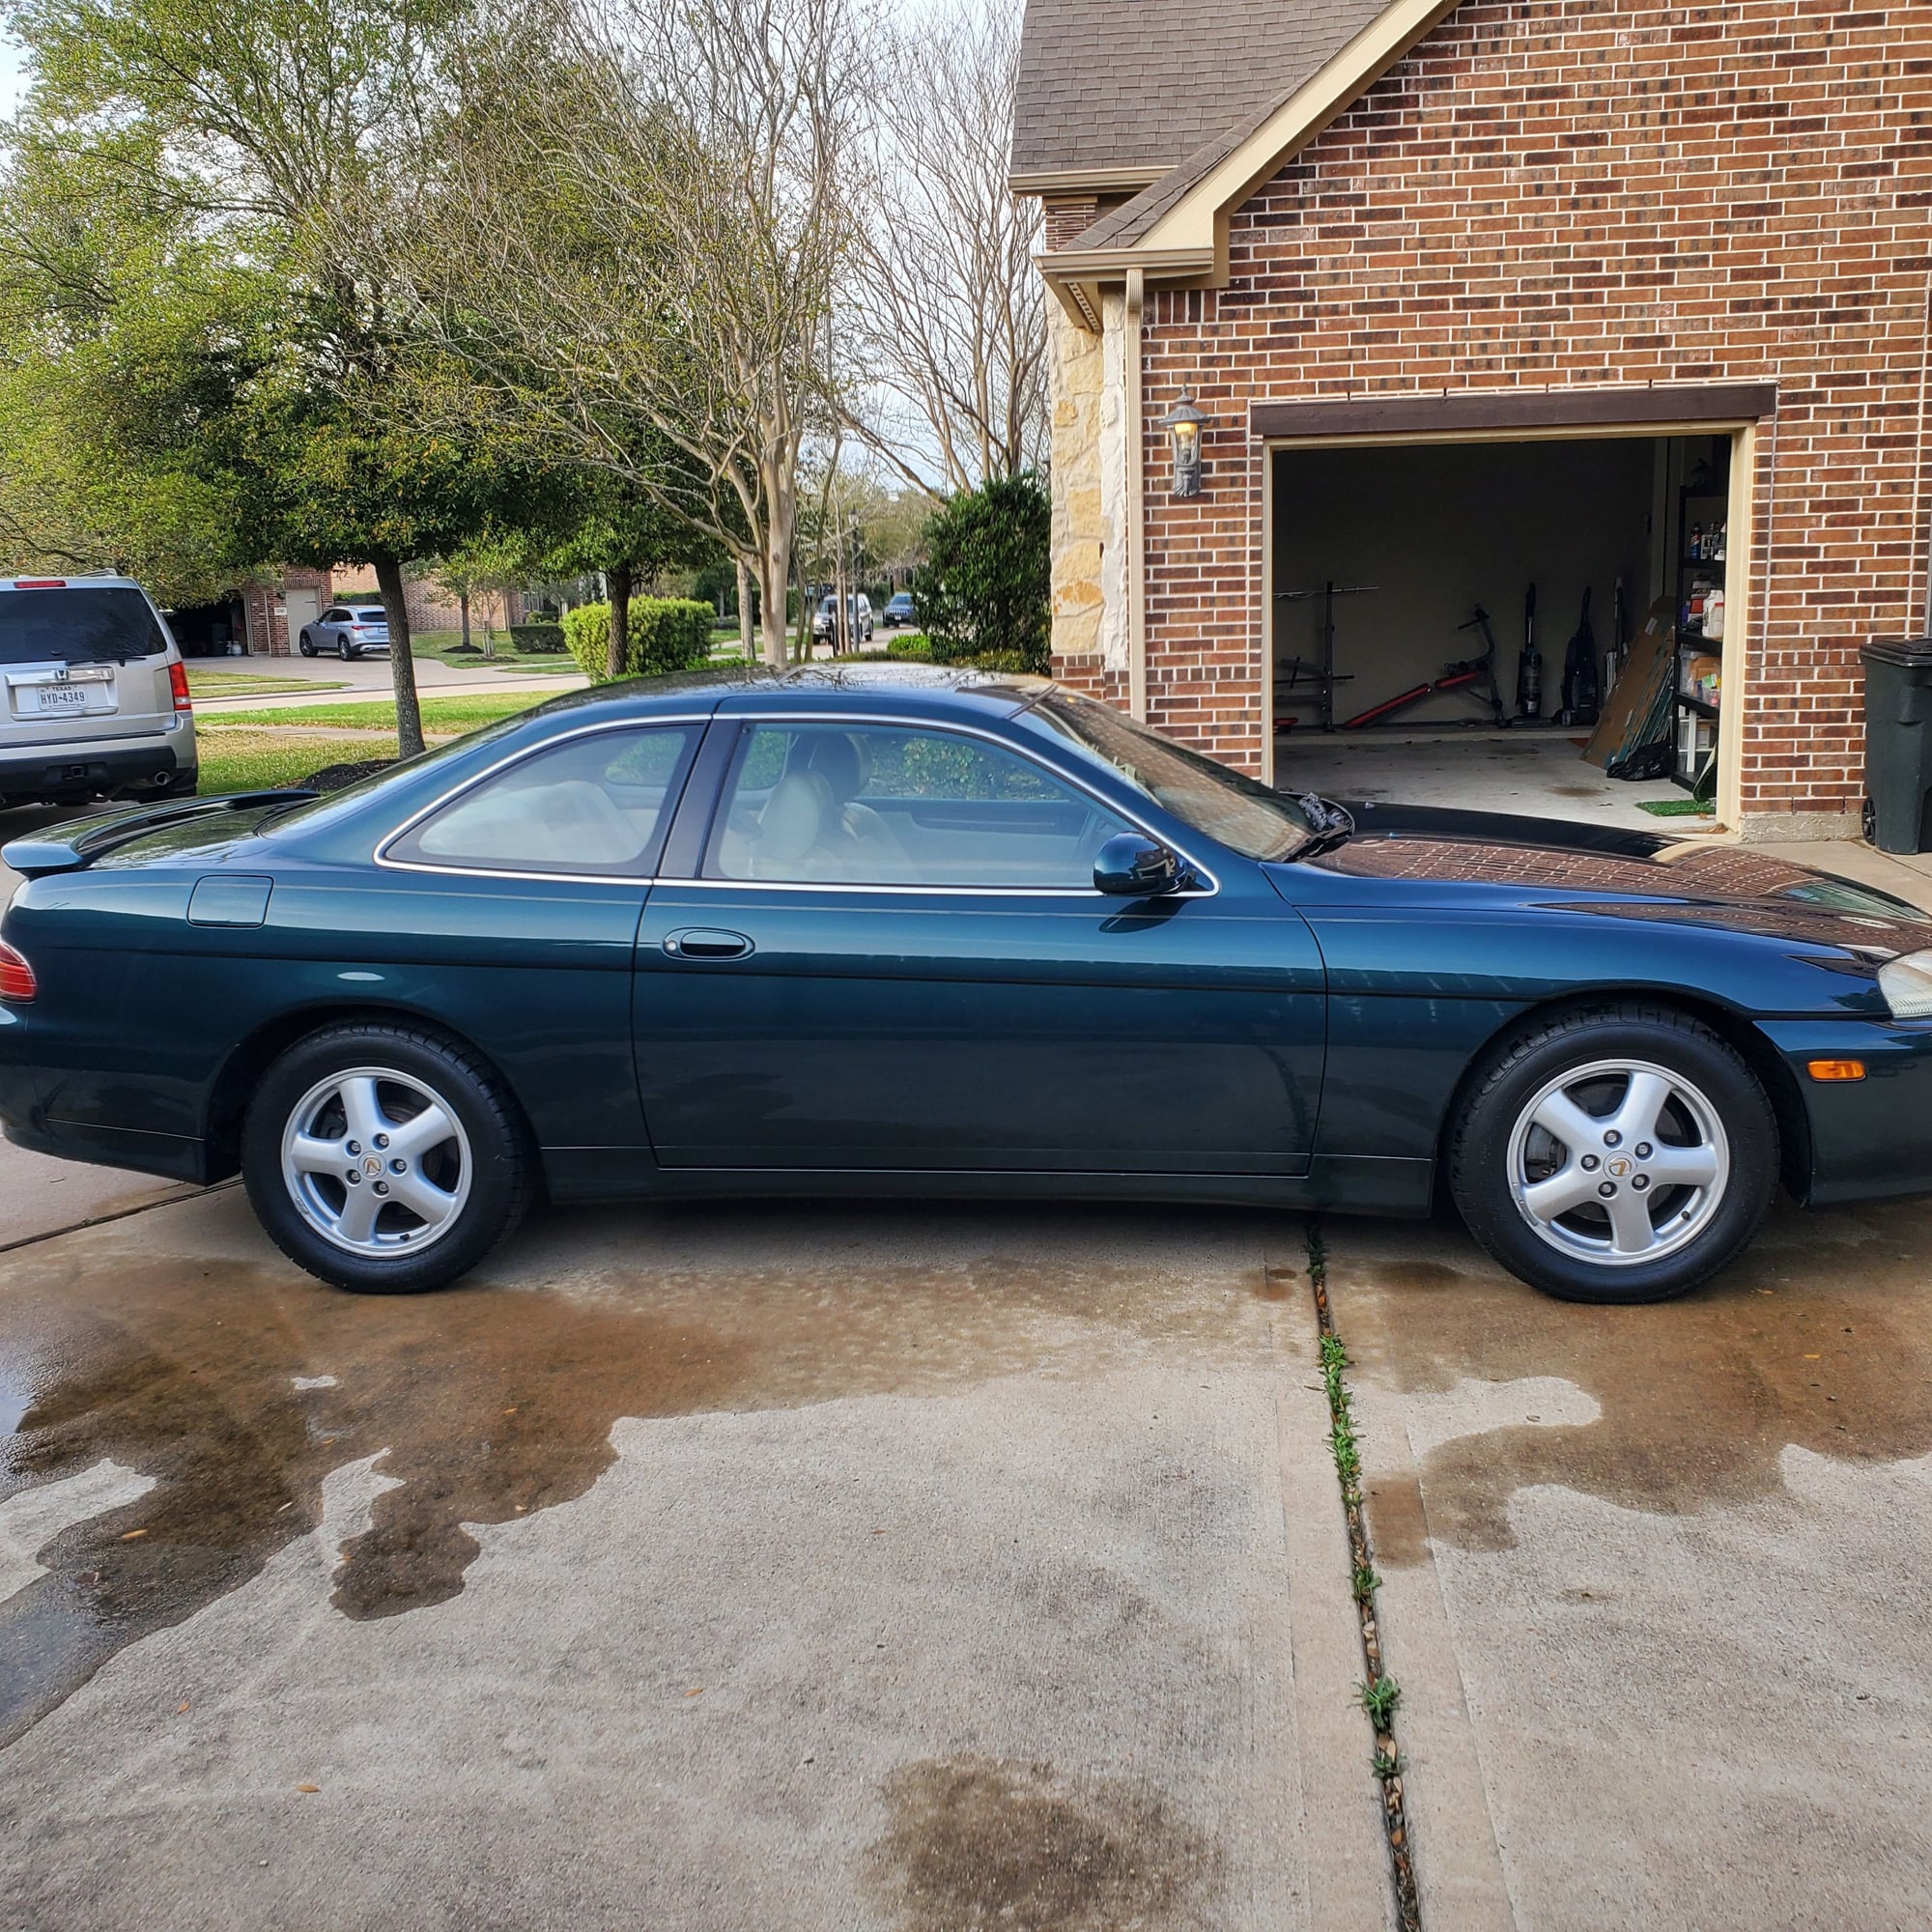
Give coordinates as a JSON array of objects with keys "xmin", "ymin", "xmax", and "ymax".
[{"xmin": 1010, "ymin": 0, "xmax": 1393, "ymax": 184}]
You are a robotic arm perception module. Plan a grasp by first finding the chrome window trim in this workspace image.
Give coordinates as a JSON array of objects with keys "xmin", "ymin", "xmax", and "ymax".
[
  {"xmin": 372, "ymin": 715, "xmax": 712, "ymax": 884},
  {"xmin": 368, "ymin": 707, "xmax": 1223, "ymax": 898},
  {"xmin": 696, "ymin": 711, "xmax": 1221, "ymax": 899}
]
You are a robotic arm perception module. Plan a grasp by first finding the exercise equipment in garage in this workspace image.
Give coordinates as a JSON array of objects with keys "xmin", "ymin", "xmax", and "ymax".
[
  {"xmin": 1273, "ymin": 582, "xmax": 1371, "ymax": 732},
  {"xmin": 1341, "ymin": 604, "xmax": 1507, "ymax": 730}
]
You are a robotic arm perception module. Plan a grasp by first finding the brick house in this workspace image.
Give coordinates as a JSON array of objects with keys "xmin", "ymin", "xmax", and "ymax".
[{"xmin": 1012, "ymin": 0, "xmax": 1932, "ymax": 840}]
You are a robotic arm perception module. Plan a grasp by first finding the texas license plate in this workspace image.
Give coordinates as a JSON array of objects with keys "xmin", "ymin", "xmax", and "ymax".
[{"xmin": 31, "ymin": 684, "xmax": 96, "ymax": 713}]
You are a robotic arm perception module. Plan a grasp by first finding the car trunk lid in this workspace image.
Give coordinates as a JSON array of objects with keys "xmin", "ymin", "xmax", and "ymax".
[{"xmin": 2, "ymin": 791, "xmax": 315, "ymax": 878}]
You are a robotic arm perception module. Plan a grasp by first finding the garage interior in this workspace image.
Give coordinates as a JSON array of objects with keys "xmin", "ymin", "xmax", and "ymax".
[
  {"xmin": 1269, "ymin": 432, "xmax": 1733, "ymax": 830},
  {"xmin": 164, "ymin": 595, "xmax": 253, "ymax": 659}
]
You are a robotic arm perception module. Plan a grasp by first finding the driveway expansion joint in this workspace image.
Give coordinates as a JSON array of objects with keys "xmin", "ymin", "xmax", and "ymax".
[{"xmin": 1304, "ymin": 1222, "xmax": 1424, "ymax": 1932}]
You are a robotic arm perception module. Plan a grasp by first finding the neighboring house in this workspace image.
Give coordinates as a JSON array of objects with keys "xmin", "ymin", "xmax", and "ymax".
[{"xmin": 1014, "ymin": 0, "xmax": 1931, "ymax": 839}]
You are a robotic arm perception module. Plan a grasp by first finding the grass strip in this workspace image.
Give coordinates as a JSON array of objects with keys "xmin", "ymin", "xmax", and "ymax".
[
  {"xmin": 196, "ymin": 730, "xmax": 400, "ymax": 793},
  {"xmin": 1308, "ymin": 1225, "xmax": 1423, "ymax": 1932},
  {"xmin": 203, "ymin": 694, "xmax": 546, "ymax": 732},
  {"xmin": 185, "ymin": 669, "xmax": 349, "ymax": 697}
]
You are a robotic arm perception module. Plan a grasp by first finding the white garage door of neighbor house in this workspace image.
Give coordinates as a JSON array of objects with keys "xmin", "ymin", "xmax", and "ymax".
[{"xmin": 284, "ymin": 588, "xmax": 321, "ymax": 652}]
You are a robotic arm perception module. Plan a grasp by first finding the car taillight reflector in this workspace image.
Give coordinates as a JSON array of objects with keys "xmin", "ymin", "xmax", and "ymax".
[
  {"xmin": 169, "ymin": 661, "xmax": 193, "ymax": 712},
  {"xmin": 0, "ymin": 941, "xmax": 37, "ymax": 1003}
]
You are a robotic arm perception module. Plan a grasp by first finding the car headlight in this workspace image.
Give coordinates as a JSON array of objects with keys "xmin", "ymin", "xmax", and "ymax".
[{"xmin": 1879, "ymin": 949, "xmax": 1932, "ymax": 1018}]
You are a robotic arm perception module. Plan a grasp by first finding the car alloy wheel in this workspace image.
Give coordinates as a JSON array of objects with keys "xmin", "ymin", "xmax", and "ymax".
[
  {"xmin": 1505, "ymin": 1058, "xmax": 1729, "ymax": 1266},
  {"xmin": 244, "ymin": 1021, "xmax": 531, "ymax": 1293},
  {"xmin": 338, "ymin": 638, "xmax": 353, "ymax": 660},
  {"xmin": 279, "ymin": 1065, "xmax": 472, "ymax": 1258},
  {"xmin": 1448, "ymin": 1003, "xmax": 1776, "ymax": 1304}
]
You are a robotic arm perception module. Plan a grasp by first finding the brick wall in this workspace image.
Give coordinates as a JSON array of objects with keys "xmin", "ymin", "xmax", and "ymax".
[{"xmin": 1117, "ymin": 0, "xmax": 1931, "ymax": 829}]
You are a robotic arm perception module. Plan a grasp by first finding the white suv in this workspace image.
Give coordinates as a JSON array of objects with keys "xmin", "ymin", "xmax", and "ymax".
[{"xmin": 0, "ymin": 576, "xmax": 198, "ymax": 808}]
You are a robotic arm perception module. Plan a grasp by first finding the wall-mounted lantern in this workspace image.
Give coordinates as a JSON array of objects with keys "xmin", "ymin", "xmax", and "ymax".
[{"xmin": 1158, "ymin": 392, "xmax": 1208, "ymax": 497}]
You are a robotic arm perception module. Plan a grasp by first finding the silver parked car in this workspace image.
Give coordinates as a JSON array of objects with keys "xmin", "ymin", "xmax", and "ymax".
[
  {"xmin": 0, "ymin": 576, "xmax": 198, "ymax": 808},
  {"xmin": 810, "ymin": 593, "xmax": 873, "ymax": 648},
  {"xmin": 299, "ymin": 603, "xmax": 391, "ymax": 660}
]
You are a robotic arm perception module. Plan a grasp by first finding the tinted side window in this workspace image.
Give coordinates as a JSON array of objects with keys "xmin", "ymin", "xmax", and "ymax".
[
  {"xmin": 388, "ymin": 725, "xmax": 699, "ymax": 875},
  {"xmin": 704, "ymin": 723, "xmax": 1128, "ymax": 888},
  {"xmin": 0, "ymin": 587, "xmax": 167, "ymax": 664}
]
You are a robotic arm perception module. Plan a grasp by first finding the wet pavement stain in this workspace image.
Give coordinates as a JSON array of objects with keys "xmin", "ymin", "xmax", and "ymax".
[
  {"xmin": 1331, "ymin": 1200, "xmax": 1932, "ymax": 1562},
  {"xmin": 0, "ymin": 1197, "xmax": 1274, "ymax": 1747},
  {"xmin": 864, "ymin": 1754, "xmax": 1220, "ymax": 1932}
]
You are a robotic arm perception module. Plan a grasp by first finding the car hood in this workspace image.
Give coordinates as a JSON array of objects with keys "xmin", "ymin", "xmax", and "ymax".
[{"xmin": 1290, "ymin": 801, "xmax": 1932, "ymax": 954}]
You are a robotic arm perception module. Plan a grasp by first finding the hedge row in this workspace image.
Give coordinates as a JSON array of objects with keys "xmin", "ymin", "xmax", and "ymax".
[{"xmin": 562, "ymin": 599, "xmax": 715, "ymax": 681}]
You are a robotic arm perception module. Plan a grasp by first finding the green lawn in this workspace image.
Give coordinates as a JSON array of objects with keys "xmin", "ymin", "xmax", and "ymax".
[
  {"xmin": 197, "ymin": 730, "xmax": 397, "ymax": 793},
  {"xmin": 210, "ymin": 693, "xmax": 551, "ymax": 733},
  {"xmin": 409, "ymin": 631, "xmax": 580, "ymax": 676},
  {"xmin": 186, "ymin": 668, "xmax": 348, "ymax": 697}
]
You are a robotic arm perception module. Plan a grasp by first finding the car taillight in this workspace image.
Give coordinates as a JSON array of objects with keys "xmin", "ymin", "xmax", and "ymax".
[
  {"xmin": 0, "ymin": 941, "xmax": 37, "ymax": 1003},
  {"xmin": 169, "ymin": 661, "xmax": 193, "ymax": 713},
  {"xmin": 13, "ymin": 579, "xmax": 66, "ymax": 589}
]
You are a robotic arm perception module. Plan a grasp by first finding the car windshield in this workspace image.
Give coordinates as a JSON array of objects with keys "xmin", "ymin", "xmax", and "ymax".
[
  {"xmin": 1030, "ymin": 691, "xmax": 1317, "ymax": 862},
  {"xmin": 0, "ymin": 586, "xmax": 168, "ymax": 664}
]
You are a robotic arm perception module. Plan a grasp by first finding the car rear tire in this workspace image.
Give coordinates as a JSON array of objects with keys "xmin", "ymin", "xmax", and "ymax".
[
  {"xmin": 1448, "ymin": 1003, "xmax": 1777, "ymax": 1304},
  {"xmin": 242, "ymin": 1022, "xmax": 533, "ymax": 1293},
  {"xmin": 338, "ymin": 638, "xmax": 354, "ymax": 661}
]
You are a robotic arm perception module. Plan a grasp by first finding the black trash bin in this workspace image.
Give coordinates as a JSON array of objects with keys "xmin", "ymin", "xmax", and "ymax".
[{"xmin": 1861, "ymin": 638, "xmax": 1932, "ymax": 853}]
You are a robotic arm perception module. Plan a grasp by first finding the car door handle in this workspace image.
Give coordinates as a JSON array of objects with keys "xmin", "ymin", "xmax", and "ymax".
[{"xmin": 663, "ymin": 927, "xmax": 753, "ymax": 961}]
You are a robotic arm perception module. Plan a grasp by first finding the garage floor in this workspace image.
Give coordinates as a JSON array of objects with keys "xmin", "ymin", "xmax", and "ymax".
[{"xmin": 1275, "ymin": 727, "xmax": 1695, "ymax": 833}]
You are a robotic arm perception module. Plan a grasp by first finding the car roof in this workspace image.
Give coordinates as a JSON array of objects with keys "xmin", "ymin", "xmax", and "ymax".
[
  {"xmin": 0, "ymin": 574, "xmax": 150, "ymax": 592},
  {"xmin": 530, "ymin": 661, "xmax": 1053, "ymax": 724}
]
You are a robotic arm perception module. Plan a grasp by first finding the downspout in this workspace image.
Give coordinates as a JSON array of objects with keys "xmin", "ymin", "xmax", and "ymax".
[{"xmin": 1125, "ymin": 268, "xmax": 1148, "ymax": 721}]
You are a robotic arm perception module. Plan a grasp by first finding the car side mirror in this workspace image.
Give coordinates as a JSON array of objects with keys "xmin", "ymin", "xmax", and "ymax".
[{"xmin": 1094, "ymin": 831, "xmax": 1188, "ymax": 896}]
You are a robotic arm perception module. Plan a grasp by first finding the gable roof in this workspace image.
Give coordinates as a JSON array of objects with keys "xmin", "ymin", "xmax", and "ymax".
[
  {"xmin": 1027, "ymin": 0, "xmax": 1463, "ymax": 324},
  {"xmin": 1009, "ymin": 0, "xmax": 1391, "ymax": 190}
]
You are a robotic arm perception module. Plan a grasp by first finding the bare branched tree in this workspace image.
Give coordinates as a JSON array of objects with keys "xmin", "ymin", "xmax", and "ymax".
[
  {"xmin": 408, "ymin": 0, "xmax": 867, "ymax": 668},
  {"xmin": 847, "ymin": 0, "xmax": 1045, "ymax": 497}
]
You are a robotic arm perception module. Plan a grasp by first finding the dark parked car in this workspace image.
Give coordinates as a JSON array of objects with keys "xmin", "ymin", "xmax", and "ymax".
[
  {"xmin": 883, "ymin": 592, "xmax": 916, "ymax": 629},
  {"xmin": 298, "ymin": 605, "xmax": 391, "ymax": 660},
  {"xmin": 3, "ymin": 666, "xmax": 1930, "ymax": 1302}
]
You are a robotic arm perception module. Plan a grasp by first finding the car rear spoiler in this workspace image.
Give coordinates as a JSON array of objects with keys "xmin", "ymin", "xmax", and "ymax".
[{"xmin": 1, "ymin": 789, "xmax": 317, "ymax": 879}]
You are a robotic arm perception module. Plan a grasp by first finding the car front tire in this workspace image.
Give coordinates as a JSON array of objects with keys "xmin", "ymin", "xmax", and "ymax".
[
  {"xmin": 298, "ymin": 633, "xmax": 316, "ymax": 657},
  {"xmin": 242, "ymin": 1021, "xmax": 533, "ymax": 1293},
  {"xmin": 1448, "ymin": 1003, "xmax": 1777, "ymax": 1304}
]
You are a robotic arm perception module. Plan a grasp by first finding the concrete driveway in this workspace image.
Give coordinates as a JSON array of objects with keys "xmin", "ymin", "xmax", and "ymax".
[
  {"xmin": 0, "ymin": 1191, "xmax": 1389, "ymax": 1932},
  {"xmin": 1325, "ymin": 1200, "xmax": 1932, "ymax": 1930},
  {"xmin": 4, "ymin": 804, "xmax": 1932, "ymax": 1928}
]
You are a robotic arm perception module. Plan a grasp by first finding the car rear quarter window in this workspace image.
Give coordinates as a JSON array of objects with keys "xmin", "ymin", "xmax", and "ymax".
[
  {"xmin": 0, "ymin": 586, "xmax": 167, "ymax": 664},
  {"xmin": 385, "ymin": 725, "xmax": 700, "ymax": 876}
]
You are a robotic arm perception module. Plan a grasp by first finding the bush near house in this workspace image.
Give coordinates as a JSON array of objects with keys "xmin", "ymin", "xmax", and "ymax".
[
  {"xmin": 562, "ymin": 599, "xmax": 715, "ymax": 680},
  {"xmin": 913, "ymin": 473, "xmax": 1051, "ymax": 676},
  {"xmin": 508, "ymin": 621, "xmax": 567, "ymax": 653}
]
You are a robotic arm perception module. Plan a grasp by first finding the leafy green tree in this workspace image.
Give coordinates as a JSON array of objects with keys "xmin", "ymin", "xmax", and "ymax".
[
  {"xmin": 535, "ymin": 477, "xmax": 721, "ymax": 680},
  {"xmin": 4, "ymin": 0, "xmax": 509, "ymax": 753},
  {"xmin": 913, "ymin": 472, "xmax": 1050, "ymax": 673}
]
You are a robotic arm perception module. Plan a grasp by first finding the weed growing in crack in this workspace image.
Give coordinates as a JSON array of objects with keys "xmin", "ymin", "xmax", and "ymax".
[
  {"xmin": 1356, "ymin": 1675, "xmax": 1404, "ymax": 1728},
  {"xmin": 1307, "ymin": 1221, "xmax": 1422, "ymax": 1932}
]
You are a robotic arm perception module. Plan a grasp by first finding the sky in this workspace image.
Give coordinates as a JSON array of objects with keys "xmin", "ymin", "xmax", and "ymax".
[{"xmin": 0, "ymin": 33, "xmax": 26, "ymax": 116}]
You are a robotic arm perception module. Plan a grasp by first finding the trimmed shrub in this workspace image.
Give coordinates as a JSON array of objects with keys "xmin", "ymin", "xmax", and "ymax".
[
  {"xmin": 913, "ymin": 473, "xmax": 1051, "ymax": 675},
  {"xmin": 508, "ymin": 622, "xmax": 566, "ymax": 654},
  {"xmin": 563, "ymin": 598, "xmax": 716, "ymax": 681}
]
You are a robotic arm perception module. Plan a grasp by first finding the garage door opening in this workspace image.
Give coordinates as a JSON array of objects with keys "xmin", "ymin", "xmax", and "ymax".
[{"xmin": 1268, "ymin": 431, "xmax": 1737, "ymax": 830}]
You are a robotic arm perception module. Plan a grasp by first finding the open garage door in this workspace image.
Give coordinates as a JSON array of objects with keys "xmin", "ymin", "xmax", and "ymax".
[{"xmin": 1266, "ymin": 430, "xmax": 1741, "ymax": 833}]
